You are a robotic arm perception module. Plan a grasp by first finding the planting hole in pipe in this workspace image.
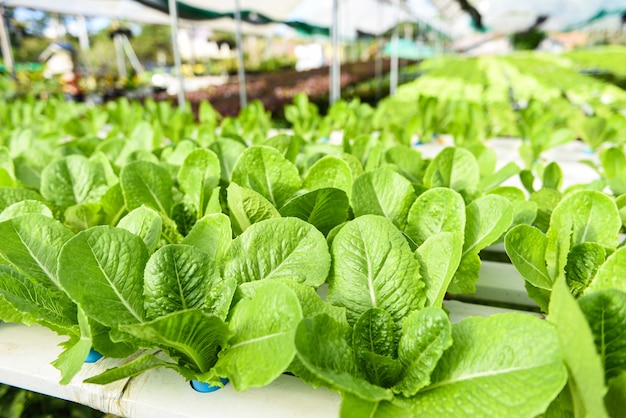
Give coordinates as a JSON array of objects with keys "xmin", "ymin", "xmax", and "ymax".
[
  {"xmin": 190, "ymin": 377, "xmax": 229, "ymax": 393},
  {"xmin": 84, "ymin": 349, "xmax": 103, "ymax": 363}
]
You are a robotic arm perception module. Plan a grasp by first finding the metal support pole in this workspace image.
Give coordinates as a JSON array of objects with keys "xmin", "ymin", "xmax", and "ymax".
[
  {"xmin": 375, "ymin": 0, "xmax": 383, "ymax": 100},
  {"xmin": 77, "ymin": 15, "xmax": 90, "ymax": 51},
  {"xmin": 0, "ymin": 6, "xmax": 14, "ymax": 76},
  {"xmin": 234, "ymin": 0, "xmax": 247, "ymax": 109},
  {"xmin": 113, "ymin": 35, "xmax": 127, "ymax": 78},
  {"xmin": 168, "ymin": 0, "xmax": 186, "ymax": 110},
  {"xmin": 330, "ymin": 0, "xmax": 340, "ymax": 105},
  {"xmin": 122, "ymin": 36, "xmax": 144, "ymax": 75},
  {"xmin": 389, "ymin": 0, "xmax": 400, "ymax": 96}
]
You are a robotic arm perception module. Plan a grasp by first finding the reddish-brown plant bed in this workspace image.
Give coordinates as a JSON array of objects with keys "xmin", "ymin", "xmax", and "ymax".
[{"xmin": 154, "ymin": 59, "xmax": 395, "ymax": 117}]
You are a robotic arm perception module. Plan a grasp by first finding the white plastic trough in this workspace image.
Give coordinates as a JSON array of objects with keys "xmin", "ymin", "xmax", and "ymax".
[{"xmin": 0, "ymin": 300, "xmax": 537, "ymax": 418}]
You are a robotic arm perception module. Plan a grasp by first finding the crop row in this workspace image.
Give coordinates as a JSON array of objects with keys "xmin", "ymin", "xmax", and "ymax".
[{"xmin": 0, "ymin": 94, "xmax": 624, "ymax": 416}]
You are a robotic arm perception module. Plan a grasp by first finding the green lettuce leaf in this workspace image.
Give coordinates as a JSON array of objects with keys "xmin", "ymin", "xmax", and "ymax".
[
  {"xmin": 63, "ymin": 203, "xmax": 105, "ymax": 232},
  {"xmin": 546, "ymin": 191, "xmax": 620, "ymax": 282},
  {"xmin": 279, "ymin": 188, "xmax": 350, "ymax": 235},
  {"xmin": 261, "ymin": 134, "xmax": 302, "ymax": 163},
  {"xmin": 0, "ymin": 214, "xmax": 74, "ymax": 289},
  {"xmin": 462, "ymin": 194, "xmax": 513, "ymax": 256},
  {"xmin": 0, "ymin": 187, "xmax": 45, "ymax": 212},
  {"xmin": 214, "ymin": 282, "xmax": 302, "ymax": 390},
  {"xmin": 144, "ymin": 244, "xmax": 222, "ymax": 319},
  {"xmin": 52, "ymin": 307, "xmax": 93, "ymax": 385},
  {"xmin": 120, "ymin": 160, "xmax": 173, "ymax": 215},
  {"xmin": 304, "ymin": 155, "xmax": 354, "ymax": 198},
  {"xmin": 416, "ymin": 232, "xmax": 463, "ymax": 308},
  {"xmin": 208, "ymin": 136, "xmax": 246, "ymax": 184},
  {"xmin": 0, "ymin": 200, "xmax": 52, "ymax": 221},
  {"xmin": 116, "ymin": 205, "xmax": 162, "ymax": 253},
  {"xmin": 171, "ymin": 201, "xmax": 197, "ymax": 237},
  {"xmin": 89, "ymin": 319, "xmax": 137, "ymax": 359},
  {"xmin": 450, "ymin": 194, "xmax": 513, "ymax": 293},
  {"xmin": 238, "ymin": 279, "xmax": 346, "ymax": 323},
  {"xmin": 58, "ymin": 225, "xmax": 149, "ymax": 326},
  {"xmin": 393, "ymin": 307, "xmax": 452, "ymax": 397},
  {"xmin": 384, "ymin": 145, "xmax": 423, "ymax": 184},
  {"xmin": 587, "ymin": 246, "xmax": 626, "ymax": 294},
  {"xmin": 204, "ymin": 277, "xmax": 237, "ymax": 321},
  {"xmin": 397, "ymin": 314, "xmax": 567, "ymax": 417},
  {"xmin": 505, "ymin": 224, "xmax": 552, "ymax": 290},
  {"xmin": 101, "ymin": 183, "xmax": 127, "ymax": 226},
  {"xmin": 230, "ymin": 146, "xmax": 302, "ymax": 208},
  {"xmin": 177, "ymin": 148, "xmax": 220, "ymax": 218},
  {"xmin": 352, "ymin": 168, "xmax": 416, "ymax": 230},
  {"xmin": 122, "ymin": 309, "xmax": 230, "ymax": 375},
  {"xmin": 40, "ymin": 155, "xmax": 108, "ymax": 209},
  {"xmin": 224, "ymin": 217, "xmax": 330, "ymax": 286},
  {"xmin": 549, "ymin": 278, "xmax": 609, "ymax": 417},
  {"xmin": 84, "ymin": 353, "xmax": 176, "ymax": 385},
  {"xmin": 564, "ymin": 243, "xmax": 605, "ymax": 298},
  {"xmin": 327, "ymin": 215, "xmax": 425, "ymax": 327},
  {"xmin": 578, "ymin": 289, "xmax": 626, "ymax": 381},
  {"xmin": 182, "ymin": 213, "xmax": 232, "ymax": 263},
  {"xmin": 0, "ymin": 265, "xmax": 77, "ymax": 334},
  {"xmin": 605, "ymin": 372, "xmax": 626, "ymax": 418},
  {"xmin": 353, "ymin": 308, "xmax": 401, "ymax": 388},
  {"xmin": 295, "ymin": 313, "xmax": 393, "ymax": 402},
  {"xmin": 405, "ymin": 187, "xmax": 465, "ymax": 248},
  {"xmin": 423, "ymin": 147, "xmax": 480, "ymax": 192},
  {"xmin": 226, "ymin": 182, "xmax": 280, "ymax": 234}
]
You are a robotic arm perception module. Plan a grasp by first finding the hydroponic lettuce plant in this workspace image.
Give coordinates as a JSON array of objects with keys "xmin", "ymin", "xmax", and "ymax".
[
  {"xmin": 291, "ymin": 216, "xmax": 566, "ymax": 417},
  {"xmin": 66, "ymin": 216, "xmax": 335, "ymax": 388},
  {"xmin": 570, "ymin": 115, "xmax": 622, "ymax": 152},
  {"xmin": 284, "ymin": 93, "xmax": 324, "ymax": 142},
  {"xmin": 546, "ymin": 276, "xmax": 626, "ymax": 418},
  {"xmin": 0, "ymin": 213, "xmax": 136, "ymax": 383},
  {"xmin": 504, "ymin": 186, "xmax": 626, "ymax": 415},
  {"xmin": 505, "ymin": 189, "xmax": 623, "ymax": 309}
]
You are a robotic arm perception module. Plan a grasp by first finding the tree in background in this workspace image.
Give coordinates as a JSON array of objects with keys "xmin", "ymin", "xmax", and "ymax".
[{"xmin": 7, "ymin": 8, "xmax": 52, "ymax": 63}]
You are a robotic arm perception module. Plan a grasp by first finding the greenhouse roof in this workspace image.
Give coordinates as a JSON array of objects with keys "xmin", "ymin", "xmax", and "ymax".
[
  {"xmin": 3, "ymin": 0, "xmax": 624, "ymax": 39},
  {"xmin": 429, "ymin": 0, "xmax": 626, "ymax": 37},
  {"xmin": 2, "ymin": 0, "xmax": 450, "ymax": 39}
]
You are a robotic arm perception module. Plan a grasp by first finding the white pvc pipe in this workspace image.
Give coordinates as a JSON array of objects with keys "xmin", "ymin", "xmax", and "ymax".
[
  {"xmin": 0, "ymin": 6, "xmax": 14, "ymax": 76},
  {"xmin": 330, "ymin": 0, "xmax": 340, "ymax": 105},
  {"xmin": 234, "ymin": 0, "xmax": 247, "ymax": 109},
  {"xmin": 168, "ymin": 0, "xmax": 186, "ymax": 110}
]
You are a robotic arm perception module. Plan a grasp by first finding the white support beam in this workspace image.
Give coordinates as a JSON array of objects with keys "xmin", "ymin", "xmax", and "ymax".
[
  {"xmin": 389, "ymin": 0, "xmax": 400, "ymax": 96},
  {"xmin": 329, "ymin": 0, "xmax": 340, "ymax": 105},
  {"xmin": 113, "ymin": 34, "xmax": 127, "ymax": 78},
  {"xmin": 234, "ymin": 0, "xmax": 247, "ymax": 110},
  {"xmin": 76, "ymin": 15, "xmax": 90, "ymax": 51},
  {"xmin": 122, "ymin": 36, "xmax": 144, "ymax": 75},
  {"xmin": 0, "ymin": 6, "xmax": 14, "ymax": 76},
  {"xmin": 168, "ymin": 0, "xmax": 186, "ymax": 111}
]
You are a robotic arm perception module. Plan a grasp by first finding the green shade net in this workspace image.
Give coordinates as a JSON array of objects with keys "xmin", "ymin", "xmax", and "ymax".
[{"xmin": 134, "ymin": 0, "xmax": 330, "ymax": 36}]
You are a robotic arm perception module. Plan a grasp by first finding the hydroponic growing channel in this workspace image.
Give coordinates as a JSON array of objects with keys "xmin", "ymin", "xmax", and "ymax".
[{"xmin": 1, "ymin": 56, "xmax": 625, "ymax": 418}]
